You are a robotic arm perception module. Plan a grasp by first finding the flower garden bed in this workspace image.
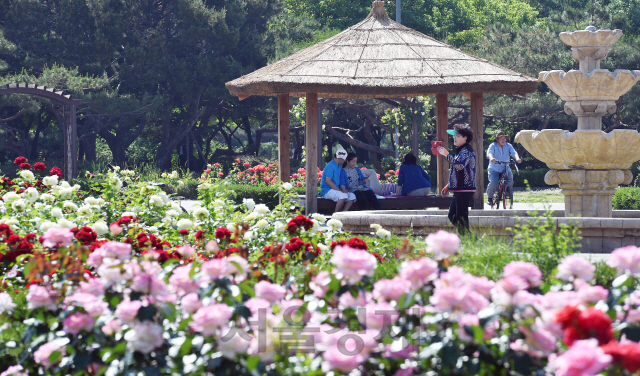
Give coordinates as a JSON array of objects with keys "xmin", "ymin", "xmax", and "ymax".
[{"xmin": 1, "ymin": 157, "xmax": 640, "ymax": 375}]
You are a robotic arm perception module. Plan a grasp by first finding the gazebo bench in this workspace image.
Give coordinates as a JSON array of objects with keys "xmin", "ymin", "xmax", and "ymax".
[{"xmin": 315, "ymin": 195, "xmax": 454, "ymax": 214}]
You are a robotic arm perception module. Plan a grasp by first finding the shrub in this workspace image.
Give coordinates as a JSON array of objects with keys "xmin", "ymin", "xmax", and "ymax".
[{"xmin": 613, "ymin": 187, "xmax": 640, "ymax": 210}]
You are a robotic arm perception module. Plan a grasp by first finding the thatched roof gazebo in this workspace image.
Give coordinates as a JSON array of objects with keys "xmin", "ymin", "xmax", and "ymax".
[{"xmin": 226, "ymin": 1, "xmax": 538, "ymax": 213}]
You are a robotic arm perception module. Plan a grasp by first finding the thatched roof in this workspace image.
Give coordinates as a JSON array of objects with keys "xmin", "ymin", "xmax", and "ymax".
[{"xmin": 226, "ymin": 1, "xmax": 538, "ymax": 99}]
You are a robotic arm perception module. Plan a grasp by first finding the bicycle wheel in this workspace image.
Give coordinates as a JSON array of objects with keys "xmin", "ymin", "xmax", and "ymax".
[
  {"xmin": 507, "ymin": 184, "xmax": 513, "ymax": 209},
  {"xmin": 502, "ymin": 184, "xmax": 508, "ymax": 209},
  {"xmin": 495, "ymin": 183, "xmax": 503, "ymax": 210}
]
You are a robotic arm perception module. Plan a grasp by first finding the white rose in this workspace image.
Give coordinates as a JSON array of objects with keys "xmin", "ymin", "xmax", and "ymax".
[
  {"xmin": 24, "ymin": 187, "xmax": 39, "ymax": 203},
  {"xmin": 77, "ymin": 206, "xmax": 93, "ymax": 216},
  {"xmin": 244, "ymin": 230, "xmax": 255, "ymax": 241},
  {"xmin": 282, "ymin": 182, "xmax": 293, "ymax": 191},
  {"xmin": 150, "ymin": 195, "xmax": 165, "ymax": 207},
  {"xmin": 327, "ymin": 219, "xmax": 343, "ymax": 231},
  {"xmin": 253, "ymin": 204, "xmax": 270, "ymax": 215},
  {"xmin": 176, "ymin": 218, "xmax": 192, "ymax": 230},
  {"xmin": 63, "ymin": 201, "xmax": 78, "ymax": 211},
  {"xmin": 274, "ymin": 221, "xmax": 285, "ymax": 233},
  {"xmin": 84, "ymin": 196, "xmax": 99, "ymax": 206},
  {"xmin": 318, "ymin": 244, "xmax": 330, "ymax": 252},
  {"xmin": 122, "ymin": 211, "xmax": 136, "ymax": 217},
  {"xmin": 39, "ymin": 221, "xmax": 58, "ymax": 232},
  {"xmin": 57, "ymin": 218, "xmax": 76, "ymax": 229},
  {"xmin": 244, "ymin": 212, "xmax": 258, "ymax": 221},
  {"xmin": 41, "ymin": 193, "xmax": 55, "ymax": 203},
  {"xmin": 51, "ymin": 207, "xmax": 64, "ymax": 219},
  {"xmin": 147, "ymin": 226, "xmax": 158, "ymax": 233},
  {"xmin": 2, "ymin": 191, "xmax": 19, "ymax": 203},
  {"xmin": 370, "ymin": 223, "xmax": 382, "ymax": 231},
  {"xmin": 60, "ymin": 181, "xmax": 71, "ymax": 188},
  {"xmin": 243, "ymin": 198, "xmax": 255, "ymax": 211},
  {"xmin": 171, "ymin": 202, "xmax": 182, "ymax": 212},
  {"xmin": 57, "ymin": 188, "xmax": 74, "ymax": 199},
  {"xmin": 19, "ymin": 170, "xmax": 35, "ymax": 182},
  {"xmin": 166, "ymin": 209, "xmax": 180, "ymax": 217},
  {"xmin": 376, "ymin": 228, "xmax": 391, "ymax": 240},
  {"xmin": 72, "ymin": 184, "xmax": 81, "ymax": 191},
  {"xmin": 11, "ymin": 200, "xmax": 26, "ymax": 212},
  {"xmin": 194, "ymin": 207, "xmax": 210, "ymax": 220},
  {"xmin": 255, "ymin": 219, "xmax": 269, "ymax": 229},
  {"xmin": 43, "ymin": 176, "xmax": 58, "ymax": 186},
  {"xmin": 213, "ymin": 200, "xmax": 225, "ymax": 207},
  {"xmin": 91, "ymin": 220, "xmax": 109, "ymax": 236},
  {"xmin": 199, "ymin": 183, "xmax": 211, "ymax": 190},
  {"xmin": 312, "ymin": 213, "xmax": 327, "ymax": 223},
  {"xmin": 34, "ymin": 202, "xmax": 44, "ymax": 209}
]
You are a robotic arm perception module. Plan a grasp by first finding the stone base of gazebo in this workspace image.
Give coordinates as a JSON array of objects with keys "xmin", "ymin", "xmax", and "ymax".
[{"xmin": 332, "ymin": 209, "xmax": 640, "ymax": 253}]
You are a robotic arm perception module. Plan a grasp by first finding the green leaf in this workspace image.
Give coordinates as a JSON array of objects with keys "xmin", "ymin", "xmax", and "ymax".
[
  {"xmin": 238, "ymin": 281, "xmax": 255, "ymax": 298},
  {"xmin": 247, "ymin": 355, "xmax": 261, "ymax": 370},
  {"xmin": 159, "ymin": 302, "xmax": 176, "ymax": 321},
  {"xmin": 179, "ymin": 336, "xmax": 193, "ymax": 357},
  {"xmin": 48, "ymin": 350, "xmax": 62, "ymax": 365}
]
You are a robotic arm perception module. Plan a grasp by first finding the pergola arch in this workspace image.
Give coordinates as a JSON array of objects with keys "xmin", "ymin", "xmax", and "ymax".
[{"xmin": 0, "ymin": 83, "xmax": 81, "ymax": 181}]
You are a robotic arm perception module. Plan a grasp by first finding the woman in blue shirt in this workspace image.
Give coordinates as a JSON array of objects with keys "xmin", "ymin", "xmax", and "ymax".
[
  {"xmin": 341, "ymin": 153, "xmax": 381, "ymax": 210},
  {"xmin": 395, "ymin": 153, "xmax": 432, "ymax": 196}
]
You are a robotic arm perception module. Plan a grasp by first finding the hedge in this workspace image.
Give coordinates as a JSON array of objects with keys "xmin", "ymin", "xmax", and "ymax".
[{"xmin": 613, "ymin": 187, "xmax": 640, "ymax": 210}]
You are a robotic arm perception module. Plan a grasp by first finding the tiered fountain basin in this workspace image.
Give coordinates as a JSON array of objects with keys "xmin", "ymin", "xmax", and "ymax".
[
  {"xmin": 538, "ymin": 70, "xmax": 640, "ymax": 102},
  {"xmin": 332, "ymin": 209, "xmax": 640, "ymax": 253},
  {"xmin": 514, "ymin": 129, "xmax": 640, "ymax": 170}
]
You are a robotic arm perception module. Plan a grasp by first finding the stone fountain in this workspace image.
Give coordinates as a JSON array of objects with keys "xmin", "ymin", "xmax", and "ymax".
[{"xmin": 516, "ymin": 26, "xmax": 640, "ymax": 217}]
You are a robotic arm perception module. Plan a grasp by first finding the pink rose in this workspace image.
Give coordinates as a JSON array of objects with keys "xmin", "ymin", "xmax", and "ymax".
[
  {"xmin": 279, "ymin": 299, "xmax": 308, "ymax": 324},
  {"xmin": 244, "ymin": 298, "xmax": 271, "ymax": 317},
  {"xmin": 181, "ymin": 293, "xmax": 202, "ymax": 314},
  {"xmin": 321, "ymin": 346, "xmax": 366, "ymax": 374},
  {"xmin": 254, "ymin": 281, "xmax": 286, "ymax": 303},
  {"xmin": 226, "ymin": 255, "xmax": 250, "ymax": 281},
  {"xmin": 131, "ymin": 273, "xmax": 167, "ymax": 298},
  {"xmin": 430, "ymin": 286, "xmax": 489, "ymax": 313},
  {"xmin": 64, "ymin": 292, "xmax": 107, "ymax": 317},
  {"xmin": 97, "ymin": 241, "xmax": 132, "ymax": 260},
  {"xmin": 399, "ymin": 257, "xmax": 438, "ymax": 289},
  {"xmin": 202, "ymin": 258, "xmax": 228, "ymax": 280},
  {"xmin": 41, "ymin": 227, "xmax": 74, "ymax": 248},
  {"xmin": 425, "ymin": 230, "xmax": 460, "ymax": 260},
  {"xmin": 395, "ymin": 367, "xmax": 418, "ymax": 376},
  {"xmin": 576, "ymin": 283, "xmax": 608, "ymax": 305},
  {"xmin": 124, "ymin": 321, "xmax": 164, "ymax": 354},
  {"xmin": 205, "ymin": 240, "xmax": 219, "ymax": 253},
  {"xmin": 469, "ymin": 276, "xmax": 496, "ymax": 298},
  {"xmin": 217, "ymin": 326, "xmax": 251, "ymax": 359},
  {"xmin": 503, "ymin": 261, "xmax": 542, "ymax": 288},
  {"xmin": 548, "ymin": 339, "xmax": 612, "ymax": 376},
  {"xmin": 498, "ymin": 275, "xmax": 529, "ymax": 294},
  {"xmin": 63, "ymin": 312, "xmax": 95, "ymax": 335},
  {"xmin": 77, "ymin": 278, "xmax": 105, "ymax": 296},
  {"xmin": 339, "ymin": 291, "xmax": 371, "ymax": 308},
  {"xmin": 359, "ymin": 302, "xmax": 399, "ymax": 329},
  {"xmin": 608, "ymin": 245, "xmax": 640, "ymax": 276},
  {"xmin": 115, "ymin": 300, "xmax": 142, "ymax": 323},
  {"xmin": 169, "ymin": 265, "xmax": 199, "ymax": 295},
  {"xmin": 373, "ymin": 277, "xmax": 412, "ymax": 301},
  {"xmin": 434, "ymin": 266, "xmax": 471, "ymax": 289},
  {"xmin": 176, "ymin": 245, "xmax": 196, "ymax": 257},
  {"xmin": 101, "ymin": 320, "xmax": 122, "ymax": 335},
  {"xmin": 557, "ymin": 255, "xmax": 595, "ymax": 282},
  {"xmin": 86, "ymin": 250, "xmax": 104, "ymax": 267},
  {"xmin": 26, "ymin": 284, "xmax": 57, "ymax": 311},
  {"xmin": 190, "ymin": 304, "xmax": 233, "ymax": 335},
  {"xmin": 329, "ymin": 245, "xmax": 377, "ymax": 283},
  {"xmin": 0, "ymin": 365, "xmax": 28, "ymax": 376},
  {"xmin": 310, "ymin": 271, "xmax": 331, "ymax": 298},
  {"xmin": 33, "ymin": 341, "xmax": 66, "ymax": 368},
  {"xmin": 110, "ymin": 223, "xmax": 123, "ymax": 236}
]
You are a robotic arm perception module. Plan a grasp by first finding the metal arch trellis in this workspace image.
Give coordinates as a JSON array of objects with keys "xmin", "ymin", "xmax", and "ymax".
[{"xmin": 0, "ymin": 83, "xmax": 81, "ymax": 181}]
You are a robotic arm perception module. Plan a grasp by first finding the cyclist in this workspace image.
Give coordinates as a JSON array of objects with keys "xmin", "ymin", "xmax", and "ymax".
[{"xmin": 486, "ymin": 130, "xmax": 521, "ymax": 207}]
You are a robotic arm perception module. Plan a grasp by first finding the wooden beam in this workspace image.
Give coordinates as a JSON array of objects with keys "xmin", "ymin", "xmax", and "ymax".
[
  {"xmin": 436, "ymin": 94, "xmax": 449, "ymax": 194},
  {"xmin": 305, "ymin": 93, "xmax": 319, "ymax": 214},
  {"xmin": 462, "ymin": 93, "xmax": 472, "ymax": 100},
  {"xmin": 63, "ymin": 104, "xmax": 77, "ymax": 182},
  {"xmin": 470, "ymin": 93, "xmax": 484, "ymax": 210},
  {"xmin": 411, "ymin": 109, "xmax": 418, "ymax": 157},
  {"xmin": 277, "ymin": 94, "xmax": 290, "ymax": 184}
]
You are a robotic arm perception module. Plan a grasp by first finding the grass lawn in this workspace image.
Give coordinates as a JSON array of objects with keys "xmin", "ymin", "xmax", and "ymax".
[{"xmin": 512, "ymin": 188, "xmax": 564, "ymax": 203}]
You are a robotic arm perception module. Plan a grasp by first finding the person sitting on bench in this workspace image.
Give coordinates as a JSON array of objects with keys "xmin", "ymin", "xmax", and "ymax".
[
  {"xmin": 395, "ymin": 153, "xmax": 433, "ymax": 196},
  {"xmin": 319, "ymin": 149, "xmax": 356, "ymax": 212},
  {"xmin": 341, "ymin": 153, "xmax": 381, "ymax": 211}
]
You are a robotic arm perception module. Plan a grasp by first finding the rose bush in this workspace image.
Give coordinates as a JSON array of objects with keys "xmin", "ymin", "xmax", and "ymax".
[{"xmin": 0, "ymin": 158, "xmax": 639, "ymax": 375}]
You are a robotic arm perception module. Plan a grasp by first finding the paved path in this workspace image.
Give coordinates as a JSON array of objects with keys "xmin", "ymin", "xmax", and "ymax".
[{"xmin": 484, "ymin": 202, "xmax": 565, "ymax": 210}]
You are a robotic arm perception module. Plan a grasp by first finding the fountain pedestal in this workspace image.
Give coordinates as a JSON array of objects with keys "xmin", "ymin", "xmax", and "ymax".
[{"xmin": 516, "ymin": 27, "xmax": 640, "ymax": 217}]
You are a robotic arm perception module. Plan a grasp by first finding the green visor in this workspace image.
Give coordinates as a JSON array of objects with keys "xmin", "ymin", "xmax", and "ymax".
[{"xmin": 446, "ymin": 130, "xmax": 459, "ymax": 136}]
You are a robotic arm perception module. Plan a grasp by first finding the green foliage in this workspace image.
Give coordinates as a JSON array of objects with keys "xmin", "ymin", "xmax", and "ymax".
[
  {"xmin": 613, "ymin": 187, "xmax": 640, "ymax": 210},
  {"xmin": 457, "ymin": 234, "xmax": 519, "ymax": 281}
]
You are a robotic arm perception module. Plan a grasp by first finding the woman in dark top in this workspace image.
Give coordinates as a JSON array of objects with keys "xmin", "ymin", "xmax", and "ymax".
[
  {"xmin": 437, "ymin": 124, "xmax": 476, "ymax": 234},
  {"xmin": 341, "ymin": 153, "xmax": 381, "ymax": 210},
  {"xmin": 396, "ymin": 153, "xmax": 432, "ymax": 196}
]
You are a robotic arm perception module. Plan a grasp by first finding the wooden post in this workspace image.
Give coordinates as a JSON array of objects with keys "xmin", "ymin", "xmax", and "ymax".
[
  {"xmin": 436, "ymin": 94, "xmax": 449, "ymax": 194},
  {"xmin": 470, "ymin": 93, "xmax": 484, "ymax": 210},
  {"xmin": 305, "ymin": 93, "xmax": 319, "ymax": 214},
  {"xmin": 318, "ymin": 97, "xmax": 323, "ymax": 169},
  {"xmin": 411, "ymin": 109, "xmax": 418, "ymax": 157},
  {"xmin": 277, "ymin": 94, "xmax": 291, "ymax": 184},
  {"xmin": 63, "ymin": 104, "xmax": 78, "ymax": 182}
]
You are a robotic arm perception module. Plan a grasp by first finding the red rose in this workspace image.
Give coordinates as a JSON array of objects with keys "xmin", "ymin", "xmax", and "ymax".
[
  {"xmin": 235, "ymin": 159, "xmax": 241, "ymax": 164},
  {"xmin": 557, "ymin": 305, "xmax": 613, "ymax": 345},
  {"xmin": 384, "ymin": 173, "xmax": 391, "ymax": 178},
  {"xmin": 371, "ymin": 252, "xmax": 386, "ymax": 262},
  {"xmin": 0, "ymin": 224, "xmax": 12, "ymax": 239},
  {"xmin": 179, "ymin": 229, "xmax": 189, "ymax": 236},
  {"xmin": 13, "ymin": 156, "xmax": 27, "ymax": 166},
  {"xmin": 346, "ymin": 237, "xmax": 368, "ymax": 250},
  {"xmin": 50, "ymin": 167, "xmax": 63, "ymax": 178},
  {"xmin": 215, "ymin": 227, "xmax": 232, "ymax": 240},
  {"xmin": 205, "ymin": 169, "xmax": 211, "ymax": 174},
  {"xmin": 214, "ymin": 163, "xmax": 221, "ymax": 167},
  {"xmin": 286, "ymin": 215, "xmax": 314, "ymax": 234},
  {"xmin": 75, "ymin": 226, "xmax": 97, "ymax": 245},
  {"xmin": 602, "ymin": 340, "xmax": 640, "ymax": 373},
  {"xmin": 33, "ymin": 162, "xmax": 46, "ymax": 171},
  {"xmin": 195, "ymin": 230, "xmax": 204, "ymax": 240},
  {"xmin": 218, "ymin": 172, "xmax": 224, "ymax": 177},
  {"xmin": 243, "ymin": 163, "xmax": 251, "ymax": 167},
  {"xmin": 19, "ymin": 163, "xmax": 32, "ymax": 170}
]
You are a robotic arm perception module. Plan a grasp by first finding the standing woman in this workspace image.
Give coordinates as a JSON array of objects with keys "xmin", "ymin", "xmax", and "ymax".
[{"xmin": 437, "ymin": 124, "xmax": 476, "ymax": 234}]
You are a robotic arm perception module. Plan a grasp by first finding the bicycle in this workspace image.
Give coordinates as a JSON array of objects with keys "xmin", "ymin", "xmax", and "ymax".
[{"xmin": 491, "ymin": 159, "xmax": 518, "ymax": 209}]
